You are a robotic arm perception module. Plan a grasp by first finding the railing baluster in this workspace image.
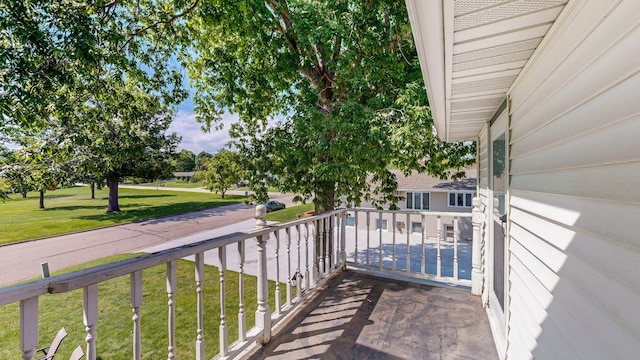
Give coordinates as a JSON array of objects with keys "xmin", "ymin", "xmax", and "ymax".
[
  {"xmin": 166, "ymin": 261, "xmax": 177, "ymax": 360},
  {"xmin": 366, "ymin": 211, "xmax": 370, "ymax": 266},
  {"xmin": 274, "ymin": 231, "xmax": 281, "ymax": 316},
  {"xmin": 454, "ymin": 217, "xmax": 459, "ymax": 280},
  {"xmin": 324, "ymin": 217, "xmax": 330, "ymax": 275},
  {"xmin": 314, "ymin": 218, "xmax": 322, "ymax": 281},
  {"xmin": 392, "ymin": 212, "xmax": 396, "ymax": 270},
  {"xmin": 421, "ymin": 213, "xmax": 426, "ymax": 275},
  {"xmin": 354, "ymin": 210, "xmax": 359, "ymax": 264},
  {"xmin": 378, "ymin": 212, "xmax": 383, "ymax": 270},
  {"xmin": 304, "ymin": 223, "xmax": 311, "ymax": 290},
  {"xmin": 238, "ymin": 240, "xmax": 246, "ymax": 342},
  {"xmin": 20, "ymin": 297, "xmax": 38, "ymax": 360},
  {"xmin": 436, "ymin": 216, "xmax": 442, "ymax": 278},
  {"xmin": 84, "ymin": 284, "xmax": 98, "ymax": 360},
  {"xmin": 219, "ymin": 246, "xmax": 228, "ymax": 357},
  {"xmin": 194, "ymin": 253, "xmax": 205, "ymax": 360},
  {"xmin": 333, "ymin": 214, "xmax": 338, "ymax": 268},
  {"xmin": 340, "ymin": 212, "xmax": 347, "ymax": 268},
  {"xmin": 296, "ymin": 224, "xmax": 303, "ymax": 300},
  {"xmin": 255, "ymin": 234, "xmax": 271, "ymax": 344},
  {"xmin": 286, "ymin": 227, "xmax": 292, "ymax": 307},
  {"xmin": 131, "ymin": 271, "xmax": 143, "ymax": 360},
  {"xmin": 406, "ymin": 213, "xmax": 410, "ymax": 273}
]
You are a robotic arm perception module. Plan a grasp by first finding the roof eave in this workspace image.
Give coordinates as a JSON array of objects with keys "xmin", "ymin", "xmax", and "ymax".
[{"xmin": 405, "ymin": 0, "xmax": 449, "ymax": 141}]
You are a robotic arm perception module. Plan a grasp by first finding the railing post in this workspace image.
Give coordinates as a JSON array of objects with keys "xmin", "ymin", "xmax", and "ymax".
[
  {"xmin": 472, "ymin": 197, "xmax": 485, "ymax": 296},
  {"xmin": 274, "ymin": 231, "xmax": 281, "ymax": 316},
  {"xmin": 453, "ymin": 217, "xmax": 459, "ymax": 280},
  {"xmin": 255, "ymin": 233, "xmax": 271, "ymax": 344},
  {"xmin": 436, "ymin": 216, "xmax": 442, "ymax": 278},
  {"xmin": 421, "ymin": 213, "xmax": 426, "ymax": 275},
  {"xmin": 219, "ymin": 247, "xmax": 228, "ymax": 357},
  {"xmin": 378, "ymin": 212, "xmax": 383, "ymax": 270},
  {"xmin": 354, "ymin": 210, "xmax": 359, "ymax": 264},
  {"xmin": 286, "ymin": 227, "xmax": 292, "ymax": 307},
  {"xmin": 166, "ymin": 261, "xmax": 177, "ymax": 360},
  {"xmin": 84, "ymin": 284, "xmax": 98, "ymax": 360},
  {"xmin": 340, "ymin": 211, "xmax": 347, "ymax": 269},
  {"xmin": 237, "ymin": 241, "xmax": 246, "ymax": 342},
  {"xmin": 392, "ymin": 212, "xmax": 396, "ymax": 270},
  {"xmin": 20, "ymin": 297, "xmax": 38, "ymax": 360},
  {"xmin": 304, "ymin": 223, "xmax": 311, "ymax": 290},
  {"xmin": 194, "ymin": 253, "xmax": 205, "ymax": 360},
  {"xmin": 131, "ymin": 271, "xmax": 143, "ymax": 360}
]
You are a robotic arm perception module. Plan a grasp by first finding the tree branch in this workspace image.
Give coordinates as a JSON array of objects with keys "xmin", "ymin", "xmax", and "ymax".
[{"xmin": 119, "ymin": 0, "xmax": 199, "ymax": 52}]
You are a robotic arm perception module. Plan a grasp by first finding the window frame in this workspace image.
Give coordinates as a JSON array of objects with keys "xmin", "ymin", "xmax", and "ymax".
[
  {"xmin": 405, "ymin": 192, "xmax": 431, "ymax": 210},
  {"xmin": 448, "ymin": 192, "xmax": 475, "ymax": 208},
  {"xmin": 375, "ymin": 218, "xmax": 388, "ymax": 231}
]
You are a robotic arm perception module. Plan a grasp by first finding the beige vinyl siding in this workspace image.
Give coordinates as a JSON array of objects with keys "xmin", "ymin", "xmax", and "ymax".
[
  {"xmin": 478, "ymin": 124, "xmax": 489, "ymax": 188},
  {"xmin": 505, "ymin": 0, "xmax": 640, "ymax": 359}
]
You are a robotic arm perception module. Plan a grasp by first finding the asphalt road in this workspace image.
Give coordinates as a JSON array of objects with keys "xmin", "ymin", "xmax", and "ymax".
[{"xmin": 0, "ymin": 188, "xmax": 294, "ymax": 286}]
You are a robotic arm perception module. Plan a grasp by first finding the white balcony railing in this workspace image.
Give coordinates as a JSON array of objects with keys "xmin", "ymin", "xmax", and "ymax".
[
  {"xmin": 344, "ymin": 209, "xmax": 475, "ymax": 288},
  {"xmin": 0, "ymin": 201, "xmax": 485, "ymax": 360}
]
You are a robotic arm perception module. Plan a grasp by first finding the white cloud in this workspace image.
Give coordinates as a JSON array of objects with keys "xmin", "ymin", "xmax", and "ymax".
[{"xmin": 169, "ymin": 110, "xmax": 239, "ymax": 154}]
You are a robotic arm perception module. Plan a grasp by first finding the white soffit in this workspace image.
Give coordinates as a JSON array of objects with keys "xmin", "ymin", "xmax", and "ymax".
[{"xmin": 406, "ymin": 0, "xmax": 569, "ymax": 141}]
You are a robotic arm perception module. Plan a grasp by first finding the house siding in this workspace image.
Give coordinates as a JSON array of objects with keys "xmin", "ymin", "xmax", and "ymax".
[{"xmin": 504, "ymin": 1, "xmax": 640, "ymax": 359}]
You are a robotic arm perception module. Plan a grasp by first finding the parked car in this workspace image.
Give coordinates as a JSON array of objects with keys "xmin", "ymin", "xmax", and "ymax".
[{"xmin": 265, "ymin": 200, "xmax": 286, "ymax": 212}]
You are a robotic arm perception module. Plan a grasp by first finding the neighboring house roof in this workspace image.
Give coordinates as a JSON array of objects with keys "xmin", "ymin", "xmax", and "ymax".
[
  {"xmin": 393, "ymin": 167, "xmax": 477, "ymax": 192},
  {"xmin": 173, "ymin": 172, "xmax": 195, "ymax": 177}
]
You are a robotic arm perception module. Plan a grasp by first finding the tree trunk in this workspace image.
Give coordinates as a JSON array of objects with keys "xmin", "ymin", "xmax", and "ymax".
[
  {"xmin": 221, "ymin": 189, "xmax": 226, "ymax": 199},
  {"xmin": 90, "ymin": 182, "xmax": 95, "ymax": 199},
  {"xmin": 106, "ymin": 180, "xmax": 121, "ymax": 212},
  {"xmin": 22, "ymin": 190, "xmax": 27, "ymax": 198},
  {"xmin": 39, "ymin": 190, "xmax": 45, "ymax": 209}
]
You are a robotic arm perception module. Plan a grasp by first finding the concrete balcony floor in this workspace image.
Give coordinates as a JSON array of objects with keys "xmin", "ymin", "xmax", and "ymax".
[{"xmin": 247, "ymin": 271, "xmax": 498, "ymax": 359}]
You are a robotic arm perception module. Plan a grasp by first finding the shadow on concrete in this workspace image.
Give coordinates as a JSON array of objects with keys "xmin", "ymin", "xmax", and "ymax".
[{"xmin": 247, "ymin": 271, "xmax": 497, "ymax": 360}]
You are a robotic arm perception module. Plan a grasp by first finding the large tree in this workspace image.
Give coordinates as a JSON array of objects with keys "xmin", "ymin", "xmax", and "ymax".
[
  {"xmin": 75, "ymin": 81, "xmax": 181, "ymax": 212},
  {"xmin": 185, "ymin": 0, "xmax": 474, "ymax": 211},
  {"xmin": 173, "ymin": 149, "xmax": 197, "ymax": 172},
  {"xmin": 195, "ymin": 149, "xmax": 243, "ymax": 198},
  {"xmin": 1, "ymin": 0, "xmax": 192, "ymax": 130}
]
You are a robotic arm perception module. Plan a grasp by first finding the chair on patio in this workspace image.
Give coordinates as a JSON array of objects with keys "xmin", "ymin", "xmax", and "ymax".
[
  {"xmin": 69, "ymin": 345, "xmax": 84, "ymax": 360},
  {"xmin": 36, "ymin": 327, "xmax": 68, "ymax": 360}
]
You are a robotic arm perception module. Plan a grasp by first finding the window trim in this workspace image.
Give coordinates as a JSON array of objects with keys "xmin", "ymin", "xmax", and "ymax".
[
  {"xmin": 375, "ymin": 218, "xmax": 388, "ymax": 231},
  {"xmin": 405, "ymin": 192, "xmax": 431, "ymax": 210},
  {"xmin": 411, "ymin": 221, "xmax": 422, "ymax": 234},
  {"xmin": 448, "ymin": 192, "xmax": 475, "ymax": 208}
]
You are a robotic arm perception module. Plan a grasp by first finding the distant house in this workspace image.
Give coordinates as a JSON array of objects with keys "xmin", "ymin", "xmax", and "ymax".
[
  {"xmin": 350, "ymin": 167, "xmax": 477, "ymax": 240},
  {"xmin": 172, "ymin": 172, "xmax": 195, "ymax": 181},
  {"xmin": 394, "ymin": 167, "xmax": 476, "ymax": 213}
]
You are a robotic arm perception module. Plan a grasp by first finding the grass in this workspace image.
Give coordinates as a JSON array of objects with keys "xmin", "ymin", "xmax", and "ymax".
[
  {"xmin": 0, "ymin": 255, "xmax": 286, "ymax": 359},
  {"xmin": 135, "ymin": 180, "xmax": 205, "ymax": 189},
  {"xmin": 265, "ymin": 203, "xmax": 315, "ymax": 222},
  {"xmin": 0, "ymin": 186, "xmax": 244, "ymax": 245}
]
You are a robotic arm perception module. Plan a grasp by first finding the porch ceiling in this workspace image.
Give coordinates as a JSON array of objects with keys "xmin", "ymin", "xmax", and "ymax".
[{"xmin": 405, "ymin": 0, "xmax": 569, "ymax": 141}]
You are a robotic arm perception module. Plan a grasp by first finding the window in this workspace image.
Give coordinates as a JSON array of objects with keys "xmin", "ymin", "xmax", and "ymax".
[
  {"xmin": 375, "ymin": 219, "xmax": 388, "ymax": 230},
  {"xmin": 406, "ymin": 192, "xmax": 430, "ymax": 210},
  {"xmin": 449, "ymin": 192, "xmax": 474, "ymax": 207},
  {"xmin": 411, "ymin": 221, "xmax": 422, "ymax": 234},
  {"xmin": 345, "ymin": 216, "xmax": 355, "ymax": 227}
]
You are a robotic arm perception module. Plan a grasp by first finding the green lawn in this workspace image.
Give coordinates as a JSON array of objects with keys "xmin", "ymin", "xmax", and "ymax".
[
  {"xmin": 135, "ymin": 180, "xmax": 205, "ymax": 189},
  {"xmin": 265, "ymin": 203, "xmax": 315, "ymax": 222},
  {"xmin": 0, "ymin": 255, "xmax": 285, "ymax": 359},
  {"xmin": 0, "ymin": 186, "xmax": 244, "ymax": 245}
]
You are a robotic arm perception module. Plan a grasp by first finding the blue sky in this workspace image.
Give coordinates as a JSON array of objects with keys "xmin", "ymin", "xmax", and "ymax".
[{"xmin": 169, "ymin": 105, "xmax": 239, "ymax": 155}]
